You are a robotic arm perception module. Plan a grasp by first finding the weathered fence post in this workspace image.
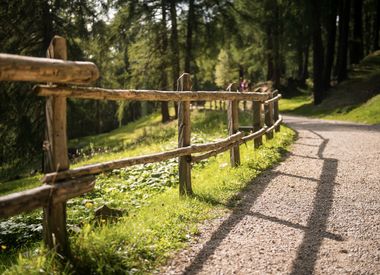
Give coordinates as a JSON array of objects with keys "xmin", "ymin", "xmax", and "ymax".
[
  {"xmin": 273, "ymin": 90, "xmax": 280, "ymax": 132},
  {"xmin": 177, "ymin": 73, "xmax": 193, "ymax": 196},
  {"xmin": 42, "ymin": 36, "xmax": 70, "ymax": 257},
  {"xmin": 265, "ymin": 91, "xmax": 274, "ymax": 140},
  {"xmin": 253, "ymin": 100, "xmax": 263, "ymax": 148},
  {"xmin": 227, "ymin": 83, "xmax": 240, "ymax": 167}
]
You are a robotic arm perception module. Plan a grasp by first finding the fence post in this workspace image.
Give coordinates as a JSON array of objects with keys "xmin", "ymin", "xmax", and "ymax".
[
  {"xmin": 227, "ymin": 83, "xmax": 240, "ymax": 167},
  {"xmin": 253, "ymin": 100, "xmax": 263, "ymax": 148},
  {"xmin": 273, "ymin": 90, "xmax": 280, "ymax": 132},
  {"xmin": 42, "ymin": 36, "xmax": 70, "ymax": 258},
  {"xmin": 177, "ymin": 73, "xmax": 193, "ymax": 196},
  {"xmin": 265, "ymin": 91, "xmax": 274, "ymax": 140}
]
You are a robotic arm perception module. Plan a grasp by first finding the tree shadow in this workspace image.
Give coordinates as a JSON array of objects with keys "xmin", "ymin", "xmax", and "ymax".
[{"xmin": 181, "ymin": 127, "xmax": 341, "ymax": 274}]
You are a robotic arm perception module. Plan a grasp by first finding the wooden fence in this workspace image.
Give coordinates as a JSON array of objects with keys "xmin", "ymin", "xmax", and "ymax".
[{"xmin": 0, "ymin": 36, "xmax": 282, "ymax": 258}]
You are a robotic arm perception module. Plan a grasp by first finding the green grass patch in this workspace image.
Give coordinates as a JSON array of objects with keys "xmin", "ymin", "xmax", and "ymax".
[
  {"xmin": 280, "ymin": 51, "xmax": 380, "ymax": 125},
  {"xmin": 0, "ymin": 109, "xmax": 295, "ymax": 274}
]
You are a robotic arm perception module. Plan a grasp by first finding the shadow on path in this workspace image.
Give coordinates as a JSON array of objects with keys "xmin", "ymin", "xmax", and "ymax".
[
  {"xmin": 183, "ymin": 167, "xmax": 282, "ymax": 274},
  {"xmin": 182, "ymin": 124, "xmax": 341, "ymax": 274}
]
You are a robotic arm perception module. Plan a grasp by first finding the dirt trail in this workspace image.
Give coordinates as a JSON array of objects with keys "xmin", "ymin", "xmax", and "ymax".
[{"xmin": 160, "ymin": 115, "xmax": 380, "ymax": 274}]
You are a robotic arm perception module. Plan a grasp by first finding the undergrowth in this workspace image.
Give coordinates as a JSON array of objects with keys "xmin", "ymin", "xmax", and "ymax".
[
  {"xmin": 0, "ymin": 109, "xmax": 295, "ymax": 274},
  {"xmin": 280, "ymin": 50, "xmax": 380, "ymax": 125}
]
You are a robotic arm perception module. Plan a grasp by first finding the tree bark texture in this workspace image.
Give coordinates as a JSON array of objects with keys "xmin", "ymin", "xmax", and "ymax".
[
  {"xmin": 373, "ymin": 0, "xmax": 380, "ymax": 50},
  {"xmin": 169, "ymin": 0, "xmax": 180, "ymax": 119},
  {"xmin": 323, "ymin": 0, "xmax": 338, "ymax": 90},
  {"xmin": 160, "ymin": 0, "xmax": 170, "ymax": 123},
  {"xmin": 311, "ymin": 1, "xmax": 325, "ymax": 105},
  {"xmin": 184, "ymin": 0, "xmax": 195, "ymax": 74},
  {"xmin": 336, "ymin": 0, "xmax": 351, "ymax": 82},
  {"xmin": 350, "ymin": 0, "xmax": 363, "ymax": 64}
]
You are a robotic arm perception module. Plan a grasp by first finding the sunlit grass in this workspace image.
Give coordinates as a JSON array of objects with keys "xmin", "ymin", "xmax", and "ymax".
[
  {"xmin": 0, "ymin": 109, "xmax": 295, "ymax": 274},
  {"xmin": 280, "ymin": 51, "xmax": 380, "ymax": 125}
]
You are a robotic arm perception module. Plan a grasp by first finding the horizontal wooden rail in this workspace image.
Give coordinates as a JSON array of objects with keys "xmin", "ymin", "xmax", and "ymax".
[
  {"xmin": 265, "ymin": 115, "xmax": 283, "ymax": 133},
  {"xmin": 264, "ymin": 94, "xmax": 282, "ymax": 105},
  {"xmin": 0, "ymin": 53, "xmax": 99, "ymax": 85},
  {"xmin": 43, "ymin": 132, "xmax": 245, "ymax": 183},
  {"xmin": 0, "ymin": 119, "xmax": 283, "ymax": 219},
  {"xmin": 0, "ymin": 176, "xmax": 95, "ymax": 219},
  {"xmin": 192, "ymin": 126, "xmax": 268, "ymax": 163},
  {"xmin": 241, "ymin": 126, "xmax": 269, "ymax": 143},
  {"xmin": 35, "ymin": 85, "xmax": 271, "ymax": 102}
]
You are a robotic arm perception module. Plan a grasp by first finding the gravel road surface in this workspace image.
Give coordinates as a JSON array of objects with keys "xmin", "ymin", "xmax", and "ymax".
[{"xmin": 160, "ymin": 115, "xmax": 380, "ymax": 275}]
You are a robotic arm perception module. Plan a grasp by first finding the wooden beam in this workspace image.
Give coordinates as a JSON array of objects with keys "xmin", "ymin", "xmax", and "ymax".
[
  {"xmin": 0, "ymin": 176, "xmax": 95, "ymax": 219},
  {"xmin": 43, "ymin": 131, "xmax": 245, "ymax": 184},
  {"xmin": 241, "ymin": 126, "xmax": 268, "ymax": 143},
  {"xmin": 177, "ymin": 73, "xmax": 192, "ymax": 196},
  {"xmin": 227, "ymin": 83, "xmax": 240, "ymax": 167},
  {"xmin": 192, "ymin": 141, "xmax": 239, "ymax": 163},
  {"xmin": 43, "ymin": 36, "xmax": 70, "ymax": 258},
  {"xmin": 272, "ymin": 90, "xmax": 281, "ymax": 132},
  {"xmin": 266, "ymin": 115, "xmax": 283, "ymax": 134},
  {"xmin": 0, "ymin": 54, "xmax": 99, "ymax": 85},
  {"xmin": 264, "ymin": 92, "xmax": 274, "ymax": 140},
  {"xmin": 35, "ymin": 85, "xmax": 271, "ymax": 102},
  {"xmin": 0, "ymin": 185, "xmax": 51, "ymax": 218},
  {"xmin": 192, "ymin": 127, "xmax": 267, "ymax": 163},
  {"xmin": 253, "ymin": 100, "xmax": 263, "ymax": 148},
  {"xmin": 264, "ymin": 93, "xmax": 282, "ymax": 105}
]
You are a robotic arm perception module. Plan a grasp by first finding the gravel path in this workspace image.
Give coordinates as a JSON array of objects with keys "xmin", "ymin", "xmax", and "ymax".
[{"xmin": 160, "ymin": 115, "xmax": 380, "ymax": 275}]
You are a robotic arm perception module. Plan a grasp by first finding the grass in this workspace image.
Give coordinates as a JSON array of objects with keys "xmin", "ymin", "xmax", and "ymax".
[
  {"xmin": 0, "ymin": 108, "xmax": 295, "ymax": 274},
  {"xmin": 280, "ymin": 50, "xmax": 380, "ymax": 125}
]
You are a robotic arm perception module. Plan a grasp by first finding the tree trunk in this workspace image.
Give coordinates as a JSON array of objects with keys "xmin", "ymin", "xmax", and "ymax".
[
  {"xmin": 350, "ymin": 0, "xmax": 363, "ymax": 64},
  {"xmin": 336, "ymin": 0, "xmax": 351, "ymax": 83},
  {"xmin": 184, "ymin": 0, "xmax": 195, "ymax": 73},
  {"xmin": 169, "ymin": 0, "xmax": 180, "ymax": 119},
  {"xmin": 364, "ymin": 9, "xmax": 372, "ymax": 56},
  {"xmin": 311, "ymin": 1, "xmax": 324, "ymax": 105},
  {"xmin": 42, "ymin": 2, "xmax": 54, "ymax": 52},
  {"xmin": 266, "ymin": 24, "xmax": 274, "ymax": 81},
  {"xmin": 323, "ymin": 0, "xmax": 338, "ymax": 90},
  {"xmin": 297, "ymin": 38, "xmax": 304, "ymax": 81},
  {"xmin": 301, "ymin": 39, "xmax": 310, "ymax": 83},
  {"xmin": 273, "ymin": 1, "xmax": 281, "ymax": 89},
  {"xmin": 160, "ymin": 0, "xmax": 170, "ymax": 123},
  {"xmin": 373, "ymin": 0, "xmax": 380, "ymax": 51}
]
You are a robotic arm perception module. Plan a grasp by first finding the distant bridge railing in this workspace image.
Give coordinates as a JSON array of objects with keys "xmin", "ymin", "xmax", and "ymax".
[{"xmin": 0, "ymin": 36, "xmax": 282, "ymax": 258}]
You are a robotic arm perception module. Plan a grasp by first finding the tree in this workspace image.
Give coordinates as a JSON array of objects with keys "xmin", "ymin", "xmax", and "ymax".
[
  {"xmin": 215, "ymin": 49, "xmax": 236, "ymax": 88},
  {"xmin": 373, "ymin": 0, "xmax": 380, "ymax": 50},
  {"xmin": 350, "ymin": 0, "xmax": 364, "ymax": 64},
  {"xmin": 169, "ymin": 0, "xmax": 180, "ymax": 118},
  {"xmin": 323, "ymin": 0, "xmax": 338, "ymax": 90},
  {"xmin": 160, "ymin": 0, "xmax": 170, "ymax": 123},
  {"xmin": 311, "ymin": 0, "xmax": 325, "ymax": 104},
  {"xmin": 336, "ymin": 0, "xmax": 351, "ymax": 83},
  {"xmin": 184, "ymin": 0, "xmax": 195, "ymax": 74}
]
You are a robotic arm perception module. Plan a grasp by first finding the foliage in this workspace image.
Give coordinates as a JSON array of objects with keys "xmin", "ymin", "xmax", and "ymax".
[
  {"xmin": 0, "ymin": 109, "xmax": 295, "ymax": 273},
  {"xmin": 280, "ymin": 50, "xmax": 380, "ymax": 124},
  {"xmin": 214, "ymin": 49, "xmax": 238, "ymax": 88}
]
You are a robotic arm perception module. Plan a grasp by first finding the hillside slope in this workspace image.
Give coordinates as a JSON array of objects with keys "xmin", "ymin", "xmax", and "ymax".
[{"xmin": 280, "ymin": 50, "xmax": 380, "ymax": 124}]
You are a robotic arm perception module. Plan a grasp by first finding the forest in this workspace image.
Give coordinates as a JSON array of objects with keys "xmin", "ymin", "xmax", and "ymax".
[
  {"xmin": 1, "ymin": 0, "xmax": 380, "ymax": 273},
  {"xmin": 0, "ymin": 0, "xmax": 379, "ymax": 175}
]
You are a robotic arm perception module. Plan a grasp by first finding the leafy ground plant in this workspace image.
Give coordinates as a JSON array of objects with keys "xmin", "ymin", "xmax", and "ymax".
[{"xmin": 0, "ymin": 109, "xmax": 295, "ymax": 274}]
